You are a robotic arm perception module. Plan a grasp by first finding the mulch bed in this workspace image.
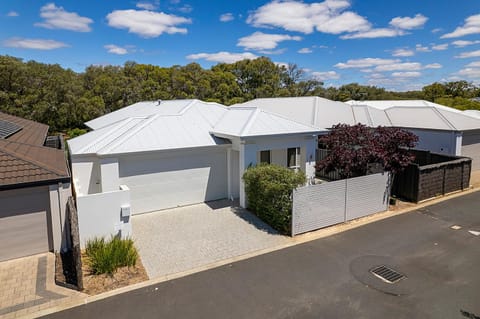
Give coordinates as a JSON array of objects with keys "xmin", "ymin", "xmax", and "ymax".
[{"xmin": 55, "ymin": 251, "xmax": 149, "ymax": 295}]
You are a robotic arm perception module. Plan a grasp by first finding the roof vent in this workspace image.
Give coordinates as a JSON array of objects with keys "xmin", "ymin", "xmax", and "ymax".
[
  {"xmin": 156, "ymin": 100, "xmax": 162, "ymax": 106},
  {"xmin": 0, "ymin": 119, "xmax": 22, "ymax": 139}
]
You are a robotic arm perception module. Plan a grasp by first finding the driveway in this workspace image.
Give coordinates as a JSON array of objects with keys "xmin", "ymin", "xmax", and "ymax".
[
  {"xmin": 132, "ymin": 200, "xmax": 291, "ymax": 278},
  {"xmin": 46, "ymin": 191, "xmax": 480, "ymax": 319},
  {"xmin": 0, "ymin": 253, "xmax": 85, "ymax": 319}
]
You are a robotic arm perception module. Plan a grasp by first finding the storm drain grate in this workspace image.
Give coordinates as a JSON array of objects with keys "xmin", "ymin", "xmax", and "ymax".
[{"xmin": 370, "ymin": 265, "xmax": 406, "ymax": 284}]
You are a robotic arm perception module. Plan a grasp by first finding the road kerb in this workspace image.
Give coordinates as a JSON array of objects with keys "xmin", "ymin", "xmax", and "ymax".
[{"xmin": 28, "ymin": 186, "xmax": 480, "ymax": 319}]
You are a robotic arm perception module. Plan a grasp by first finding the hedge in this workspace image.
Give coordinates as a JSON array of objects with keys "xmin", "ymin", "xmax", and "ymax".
[{"xmin": 242, "ymin": 164, "xmax": 306, "ymax": 234}]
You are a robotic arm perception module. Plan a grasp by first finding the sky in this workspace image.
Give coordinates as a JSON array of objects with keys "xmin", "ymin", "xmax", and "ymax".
[{"xmin": 0, "ymin": 0, "xmax": 479, "ymax": 91}]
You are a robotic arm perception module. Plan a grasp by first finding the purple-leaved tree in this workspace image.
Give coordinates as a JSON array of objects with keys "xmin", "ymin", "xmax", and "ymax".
[{"xmin": 317, "ymin": 124, "xmax": 418, "ymax": 178}]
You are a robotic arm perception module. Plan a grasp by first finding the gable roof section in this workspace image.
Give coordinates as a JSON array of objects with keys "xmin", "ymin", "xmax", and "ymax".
[
  {"xmin": 347, "ymin": 100, "xmax": 480, "ymax": 131},
  {"xmin": 211, "ymin": 107, "xmax": 323, "ymax": 138},
  {"xmin": 70, "ymin": 100, "xmax": 231, "ymax": 155},
  {"xmin": 85, "ymin": 99, "xmax": 222, "ymax": 130},
  {"xmin": 70, "ymin": 100, "xmax": 323, "ymax": 156},
  {"xmin": 239, "ymin": 96, "xmax": 356, "ymax": 128}
]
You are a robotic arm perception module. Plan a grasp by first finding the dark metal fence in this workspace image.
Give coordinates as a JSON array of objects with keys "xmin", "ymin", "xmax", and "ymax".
[{"xmin": 392, "ymin": 150, "xmax": 471, "ymax": 202}]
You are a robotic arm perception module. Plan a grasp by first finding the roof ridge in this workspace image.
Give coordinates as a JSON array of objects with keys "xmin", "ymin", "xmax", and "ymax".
[
  {"xmin": 0, "ymin": 141, "xmax": 67, "ymax": 177},
  {"xmin": 78, "ymin": 118, "xmax": 139, "ymax": 153},
  {"xmin": 101, "ymin": 114, "xmax": 161, "ymax": 154},
  {"xmin": 260, "ymin": 105, "xmax": 322, "ymax": 130},
  {"xmin": 239, "ymin": 108, "xmax": 260, "ymax": 136},
  {"xmin": 430, "ymin": 107, "xmax": 458, "ymax": 130}
]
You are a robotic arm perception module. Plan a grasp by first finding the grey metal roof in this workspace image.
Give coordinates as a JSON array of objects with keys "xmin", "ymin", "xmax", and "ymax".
[
  {"xmin": 211, "ymin": 107, "xmax": 323, "ymax": 138},
  {"xmin": 239, "ymin": 96, "xmax": 356, "ymax": 128},
  {"xmin": 70, "ymin": 99, "xmax": 323, "ymax": 156}
]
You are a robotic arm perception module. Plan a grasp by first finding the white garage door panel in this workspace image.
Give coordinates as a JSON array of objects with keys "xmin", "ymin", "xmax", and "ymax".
[
  {"xmin": 119, "ymin": 150, "xmax": 228, "ymax": 213},
  {"xmin": 0, "ymin": 187, "xmax": 50, "ymax": 261}
]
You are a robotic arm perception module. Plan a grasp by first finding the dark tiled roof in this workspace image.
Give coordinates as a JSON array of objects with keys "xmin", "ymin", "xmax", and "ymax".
[
  {"xmin": 0, "ymin": 112, "xmax": 48, "ymax": 146},
  {"xmin": 0, "ymin": 112, "xmax": 69, "ymax": 188}
]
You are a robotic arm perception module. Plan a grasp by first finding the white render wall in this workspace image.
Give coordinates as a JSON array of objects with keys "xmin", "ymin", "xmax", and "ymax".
[
  {"xmin": 76, "ymin": 185, "xmax": 131, "ymax": 247},
  {"xmin": 408, "ymin": 128, "xmax": 461, "ymax": 156},
  {"xmin": 48, "ymin": 182, "xmax": 72, "ymax": 252},
  {"xmin": 71, "ymin": 156, "xmax": 101, "ymax": 195}
]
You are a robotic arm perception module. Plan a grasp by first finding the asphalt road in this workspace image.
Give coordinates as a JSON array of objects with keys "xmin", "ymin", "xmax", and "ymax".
[{"xmin": 45, "ymin": 192, "xmax": 480, "ymax": 319}]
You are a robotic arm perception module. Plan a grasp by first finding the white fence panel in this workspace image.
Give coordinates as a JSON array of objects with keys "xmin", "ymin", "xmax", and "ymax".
[
  {"xmin": 292, "ymin": 173, "xmax": 390, "ymax": 236},
  {"xmin": 345, "ymin": 173, "xmax": 390, "ymax": 221},
  {"xmin": 292, "ymin": 179, "xmax": 346, "ymax": 236}
]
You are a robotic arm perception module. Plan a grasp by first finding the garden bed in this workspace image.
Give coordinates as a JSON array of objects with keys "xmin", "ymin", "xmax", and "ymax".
[{"xmin": 55, "ymin": 250, "xmax": 149, "ymax": 295}]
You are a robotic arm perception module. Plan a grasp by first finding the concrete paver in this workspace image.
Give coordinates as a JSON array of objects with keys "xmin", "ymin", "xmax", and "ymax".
[
  {"xmin": 132, "ymin": 200, "xmax": 291, "ymax": 278},
  {"xmin": 0, "ymin": 253, "xmax": 86, "ymax": 318}
]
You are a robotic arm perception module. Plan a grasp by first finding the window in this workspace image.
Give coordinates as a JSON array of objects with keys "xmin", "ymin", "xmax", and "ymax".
[
  {"xmin": 260, "ymin": 150, "xmax": 271, "ymax": 164},
  {"xmin": 287, "ymin": 147, "xmax": 300, "ymax": 168}
]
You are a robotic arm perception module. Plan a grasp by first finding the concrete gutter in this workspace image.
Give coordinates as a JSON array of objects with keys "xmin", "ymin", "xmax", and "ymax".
[{"xmin": 29, "ymin": 186, "xmax": 480, "ymax": 319}]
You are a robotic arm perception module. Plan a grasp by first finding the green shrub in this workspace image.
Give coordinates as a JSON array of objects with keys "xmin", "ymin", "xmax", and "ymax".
[
  {"xmin": 66, "ymin": 128, "xmax": 87, "ymax": 139},
  {"xmin": 242, "ymin": 164, "xmax": 306, "ymax": 234},
  {"xmin": 85, "ymin": 236, "xmax": 138, "ymax": 275}
]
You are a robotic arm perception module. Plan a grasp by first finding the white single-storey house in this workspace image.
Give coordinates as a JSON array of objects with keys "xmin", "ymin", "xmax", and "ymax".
[
  {"xmin": 346, "ymin": 100, "xmax": 480, "ymax": 171},
  {"xmin": 68, "ymin": 99, "xmax": 323, "ymax": 245},
  {"xmin": 239, "ymin": 97, "xmax": 480, "ymax": 171}
]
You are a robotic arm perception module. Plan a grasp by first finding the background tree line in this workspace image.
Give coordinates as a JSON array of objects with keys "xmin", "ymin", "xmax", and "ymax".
[{"xmin": 0, "ymin": 55, "xmax": 479, "ymax": 132}]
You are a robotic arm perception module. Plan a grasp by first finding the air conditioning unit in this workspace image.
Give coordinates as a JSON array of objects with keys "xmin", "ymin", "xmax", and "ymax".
[{"xmin": 121, "ymin": 205, "xmax": 131, "ymax": 218}]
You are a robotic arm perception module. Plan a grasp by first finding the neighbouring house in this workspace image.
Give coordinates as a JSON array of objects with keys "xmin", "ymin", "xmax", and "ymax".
[
  {"xmin": 68, "ymin": 99, "xmax": 322, "ymax": 245},
  {"xmin": 238, "ymin": 97, "xmax": 480, "ymax": 171},
  {"xmin": 0, "ymin": 112, "xmax": 71, "ymax": 262},
  {"xmin": 346, "ymin": 100, "xmax": 480, "ymax": 171}
]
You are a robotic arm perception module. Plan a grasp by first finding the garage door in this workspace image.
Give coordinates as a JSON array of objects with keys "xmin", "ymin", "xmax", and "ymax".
[
  {"xmin": 119, "ymin": 148, "xmax": 228, "ymax": 214},
  {"xmin": 0, "ymin": 186, "xmax": 51, "ymax": 261},
  {"xmin": 462, "ymin": 131, "xmax": 480, "ymax": 171}
]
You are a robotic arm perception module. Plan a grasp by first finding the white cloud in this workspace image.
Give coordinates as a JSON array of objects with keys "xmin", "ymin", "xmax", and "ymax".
[
  {"xmin": 104, "ymin": 44, "xmax": 135, "ymax": 55},
  {"xmin": 246, "ymin": 0, "xmax": 370, "ymax": 35},
  {"xmin": 7, "ymin": 11, "xmax": 19, "ymax": 17},
  {"xmin": 311, "ymin": 71, "xmax": 340, "ymax": 81},
  {"xmin": 391, "ymin": 48, "xmax": 415, "ymax": 57},
  {"xmin": 186, "ymin": 51, "xmax": 258, "ymax": 64},
  {"xmin": 177, "ymin": 5, "xmax": 193, "ymax": 13},
  {"xmin": 415, "ymin": 44, "xmax": 431, "ymax": 52},
  {"xmin": 441, "ymin": 14, "xmax": 480, "ymax": 38},
  {"xmin": 432, "ymin": 43, "xmax": 448, "ymax": 51},
  {"xmin": 451, "ymin": 40, "xmax": 480, "ymax": 48},
  {"xmin": 424, "ymin": 63, "xmax": 442, "ymax": 69},
  {"xmin": 431, "ymin": 28, "xmax": 442, "ymax": 33},
  {"xmin": 389, "ymin": 14, "xmax": 428, "ymax": 30},
  {"xmin": 219, "ymin": 13, "xmax": 234, "ymax": 22},
  {"xmin": 465, "ymin": 61, "xmax": 480, "ymax": 68},
  {"xmin": 237, "ymin": 32, "xmax": 301, "ymax": 51},
  {"xmin": 3, "ymin": 37, "xmax": 68, "ymax": 50},
  {"xmin": 455, "ymin": 50, "xmax": 480, "ymax": 59},
  {"xmin": 375, "ymin": 62, "xmax": 422, "ymax": 72},
  {"xmin": 457, "ymin": 67, "xmax": 480, "ymax": 79},
  {"xmin": 107, "ymin": 9, "xmax": 191, "ymax": 38},
  {"xmin": 136, "ymin": 2, "xmax": 158, "ymax": 10},
  {"xmin": 341, "ymin": 28, "xmax": 405, "ymax": 39},
  {"xmin": 298, "ymin": 47, "xmax": 313, "ymax": 54},
  {"xmin": 392, "ymin": 71, "xmax": 422, "ymax": 78},
  {"xmin": 247, "ymin": 1, "xmax": 422, "ymax": 40},
  {"xmin": 35, "ymin": 3, "xmax": 93, "ymax": 32},
  {"xmin": 335, "ymin": 58, "xmax": 400, "ymax": 69}
]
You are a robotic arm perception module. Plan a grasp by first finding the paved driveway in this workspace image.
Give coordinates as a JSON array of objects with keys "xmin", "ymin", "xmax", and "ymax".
[
  {"xmin": 0, "ymin": 253, "xmax": 85, "ymax": 319},
  {"xmin": 132, "ymin": 200, "xmax": 291, "ymax": 278}
]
